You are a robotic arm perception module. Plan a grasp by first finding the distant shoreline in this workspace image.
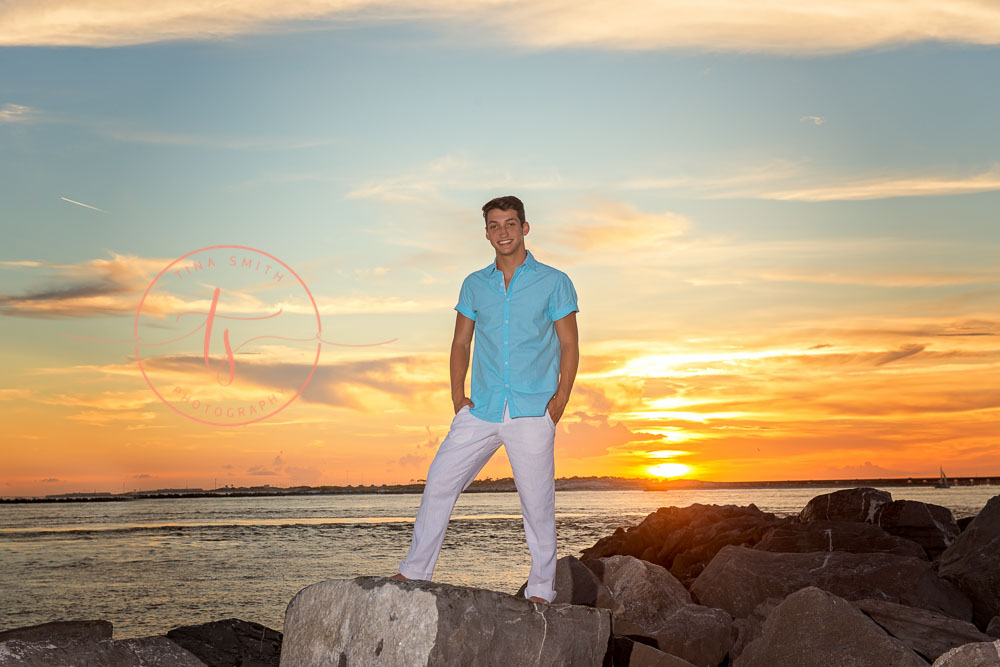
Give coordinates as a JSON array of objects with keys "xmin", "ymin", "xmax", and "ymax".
[{"xmin": 3, "ymin": 475, "xmax": 998, "ymax": 503}]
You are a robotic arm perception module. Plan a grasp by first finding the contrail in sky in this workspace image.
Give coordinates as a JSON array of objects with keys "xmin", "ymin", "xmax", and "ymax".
[{"xmin": 60, "ymin": 196, "xmax": 107, "ymax": 213}]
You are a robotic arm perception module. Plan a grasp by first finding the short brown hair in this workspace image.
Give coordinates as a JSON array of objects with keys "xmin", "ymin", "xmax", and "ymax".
[{"xmin": 482, "ymin": 196, "xmax": 526, "ymax": 226}]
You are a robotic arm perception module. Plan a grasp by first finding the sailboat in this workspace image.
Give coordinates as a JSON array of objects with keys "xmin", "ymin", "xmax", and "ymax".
[{"xmin": 935, "ymin": 467, "xmax": 950, "ymax": 489}]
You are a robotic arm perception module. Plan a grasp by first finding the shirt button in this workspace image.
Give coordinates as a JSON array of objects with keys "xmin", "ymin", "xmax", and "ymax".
[
  {"xmin": 504, "ymin": 361, "xmax": 508, "ymax": 365},
  {"xmin": 504, "ymin": 383, "xmax": 508, "ymax": 387},
  {"xmin": 504, "ymin": 320, "xmax": 508, "ymax": 323}
]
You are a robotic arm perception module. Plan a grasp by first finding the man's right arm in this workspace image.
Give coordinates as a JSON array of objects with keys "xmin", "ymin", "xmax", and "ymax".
[{"xmin": 451, "ymin": 312, "xmax": 476, "ymax": 413}]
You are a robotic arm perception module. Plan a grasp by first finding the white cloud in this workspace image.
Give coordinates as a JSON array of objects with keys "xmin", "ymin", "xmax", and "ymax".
[
  {"xmin": 800, "ymin": 115, "xmax": 825, "ymax": 125},
  {"xmin": 345, "ymin": 153, "xmax": 566, "ymax": 203},
  {"xmin": 3, "ymin": 1, "xmax": 998, "ymax": 52},
  {"xmin": 0, "ymin": 103, "xmax": 39, "ymax": 122},
  {"xmin": 756, "ymin": 164, "xmax": 1000, "ymax": 201},
  {"xmin": 624, "ymin": 163, "xmax": 1000, "ymax": 202}
]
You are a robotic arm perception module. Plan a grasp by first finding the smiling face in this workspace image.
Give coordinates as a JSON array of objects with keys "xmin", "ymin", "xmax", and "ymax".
[{"xmin": 485, "ymin": 207, "xmax": 529, "ymax": 258}]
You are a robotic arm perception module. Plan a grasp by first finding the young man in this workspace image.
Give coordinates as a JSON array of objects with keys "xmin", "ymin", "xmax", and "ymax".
[{"xmin": 394, "ymin": 195, "xmax": 580, "ymax": 603}]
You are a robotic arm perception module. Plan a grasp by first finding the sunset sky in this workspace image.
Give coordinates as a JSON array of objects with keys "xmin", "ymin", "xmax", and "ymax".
[{"xmin": 2, "ymin": 2, "xmax": 999, "ymax": 497}]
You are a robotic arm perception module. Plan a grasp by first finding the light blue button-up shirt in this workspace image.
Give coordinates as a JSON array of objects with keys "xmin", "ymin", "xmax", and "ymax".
[{"xmin": 455, "ymin": 249, "xmax": 579, "ymax": 423}]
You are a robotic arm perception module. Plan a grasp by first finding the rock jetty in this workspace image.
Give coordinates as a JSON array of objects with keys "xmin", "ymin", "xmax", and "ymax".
[{"xmin": 274, "ymin": 488, "xmax": 998, "ymax": 665}]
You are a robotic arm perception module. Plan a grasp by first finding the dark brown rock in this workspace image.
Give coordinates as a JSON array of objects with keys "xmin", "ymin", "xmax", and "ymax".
[
  {"xmin": 987, "ymin": 616, "xmax": 1000, "ymax": 638},
  {"xmin": 280, "ymin": 576, "xmax": 611, "ymax": 666},
  {"xmin": 690, "ymin": 545, "xmax": 972, "ymax": 620},
  {"xmin": 580, "ymin": 504, "xmax": 788, "ymax": 586},
  {"xmin": 799, "ymin": 487, "xmax": 892, "ymax": 523},
  {"xmin": 875, "ymin": 500, "xmax": 960, "ymax": 559},
  {"xmin": 754, "ymin": 520, "xmax": 927, "ymax": 559},
  {"xmin": 166, "ymin": 618, "xmax": 281, "ymax": 667},
  {"xmin": 734, "ymin": 587, "xmax": 927, "ymax": 666},
  {"xmin": 517, "ymin": 555, "xmax": 623, "ymax": 616},
  {"xmin": 610, "ymin": 636, "xmax": 696, "ymax": 666},
  {"xmin": 938, "ymin": 495, "xmax": 1000, "ymax": 629},
  {"xmin": 854, "ymin": 598, "xmax": 993, "ymax": 662}
]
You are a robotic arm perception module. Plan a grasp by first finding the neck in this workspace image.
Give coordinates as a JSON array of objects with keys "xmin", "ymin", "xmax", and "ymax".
[{"xmin": 495, "ymin": 248, "xmax": 527, "ymax": 275}]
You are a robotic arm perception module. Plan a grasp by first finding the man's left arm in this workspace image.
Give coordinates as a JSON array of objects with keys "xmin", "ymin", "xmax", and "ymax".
[{"xmin": 547, "ymin": 311, "xmax": 579, "ymax": 424}]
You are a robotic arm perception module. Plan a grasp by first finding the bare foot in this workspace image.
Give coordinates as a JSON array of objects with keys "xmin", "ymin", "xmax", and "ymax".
[
  {"xmin": 390, "ymin": 573, "xmax": 408, "ymax": 580},
  {"xmin": 528, "ymin": 596, "xmax": 548, "ymax": 604}
]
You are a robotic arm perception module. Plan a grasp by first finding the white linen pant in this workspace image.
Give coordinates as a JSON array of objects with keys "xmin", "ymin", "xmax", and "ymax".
[{"xmin": 398, "ymin": 400, "xmax": 558, "ymax": 602}]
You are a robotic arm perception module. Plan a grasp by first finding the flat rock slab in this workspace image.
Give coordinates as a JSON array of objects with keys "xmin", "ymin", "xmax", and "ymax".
[
  {"xmin": 281, "ymin": 577, "xmax": 611, "ymax": 667},
  {"xmin": 754, "ymin": 519, "xmax": 928, "ymax": 559},
  {"xmin": 0, "ymin": 635, "xmax": 206, "ymax": 666},
  {"xmin": 931, "ymin": 639, "xmax": 1000, "ymax": 666},
  {"xmin": 938, "ymin": 494, "xmax": 1000, "ymax": 628},
  {"xmin": 735, "ymin": 587, "xmax": 927, "ymax": 667},
  {"xmin": 0, "ymin": 620, "xmax": 113, "ymax": 645},
  {"xmin": 690, "ymin": 545, "xmax": 972, "ymax": 620},
  {"xmin": 855, "ymin": 598, "xmax": 993, "ymax": 662}
]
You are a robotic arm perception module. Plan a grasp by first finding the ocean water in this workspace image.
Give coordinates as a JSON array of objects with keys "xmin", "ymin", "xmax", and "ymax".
[{"xmin": 0, "ymin": 486, "xmax": 995, "ymax": 638}]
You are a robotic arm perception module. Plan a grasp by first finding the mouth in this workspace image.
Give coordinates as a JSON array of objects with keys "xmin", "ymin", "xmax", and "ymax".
[{"xmin": 498, "ymin": 240, "xmax": 513, "ymax": 246}]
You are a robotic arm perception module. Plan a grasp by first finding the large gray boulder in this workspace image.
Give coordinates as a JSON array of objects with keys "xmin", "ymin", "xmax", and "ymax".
[
  {"xmin": 854, "ymin": 598, "xmax": 993, "ymax": 662},
  {"xmin": 735, "ymin": 587, "xmax": 927, "ymax": 667},
  {"xmin": 584, "ymin": 555, "xmax": 692, "ymax": 625},
  {"xmin": 280, "ymin": 577, "xmax": 611, "ymax": 666},
  {"xmin": 875, "ymin": 500, "xmax": 960, "ymax": 559},
  {"xmin": 931, "ymin": 639, "xmax": 1000, "ymax": 666},
  {"xmin": 938, "ymin": 495, "xmax": 1000, "ymax": 628},
  {"xmin": 690, "ymin": 545, "xmax": 972, "ymax": 620},
  {"xmin": 584, "ymin": 556, "xmax": 733, "ymax": 667},
  {"xmin": 800, "ymin": 487, "xmax": 892, "ymax": 523},
  {"xmin": 754, "ymin": 520, "xmax": 927, "ymax": 559}
]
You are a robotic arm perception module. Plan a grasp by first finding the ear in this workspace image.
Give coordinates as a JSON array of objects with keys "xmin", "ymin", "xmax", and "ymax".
[{"xmin": 522, "ymin": 221, "xmax": 530, "ymax": 236}]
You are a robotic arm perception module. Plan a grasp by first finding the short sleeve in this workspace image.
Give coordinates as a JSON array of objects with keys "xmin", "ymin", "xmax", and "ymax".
[
  {"xmin": 455, "ymin": 275, "xmax": 477, "ymax": 321},
  {"xmin": 547, "ymin": 272, "xmax": 579, "ymax": 321}
]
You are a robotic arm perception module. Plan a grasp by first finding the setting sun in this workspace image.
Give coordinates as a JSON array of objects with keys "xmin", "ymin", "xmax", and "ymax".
[{"xmin": 647, "ymin": 463, "xmax": 691, "ymax": 479}]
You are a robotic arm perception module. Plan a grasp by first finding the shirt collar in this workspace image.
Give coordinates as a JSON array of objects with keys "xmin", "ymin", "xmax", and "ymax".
[{"xmin": 487, "ymin": 248, "xmax": 537, "ymax": 276}]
